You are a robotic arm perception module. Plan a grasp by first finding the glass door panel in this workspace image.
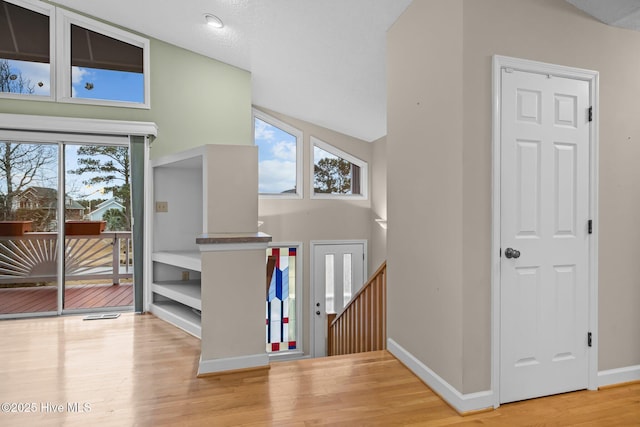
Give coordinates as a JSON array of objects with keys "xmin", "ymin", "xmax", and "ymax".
[
  {"xmin": 0, "ymin": 141, "xmax": 59, "ymax": 316},
  {"xmin": 63, "ymin": 144, "xmax": 133, "ymax": 311}
]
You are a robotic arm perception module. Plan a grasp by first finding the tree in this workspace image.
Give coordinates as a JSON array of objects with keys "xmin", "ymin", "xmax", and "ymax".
[
  {"xmin": 0, "ymin": 59, "xmax": 35, "ymax": 95},
  {"xmin": 313, "ymin": 157, "xmax": 352, "ymax": 194},
  {"xmin": 0, "ymin": 61, "xmax": 53, "ymax": 221},
  {"xmin": 103, "ymin": 208, "xmax": 127, "ymax": 231},
  {"xmin": 68, "ymin": 146, "xmax": 131, "ymax": 230},
  {"xmin": 0, "ymin": 143, "xmax": 55, "ymax": 221}
]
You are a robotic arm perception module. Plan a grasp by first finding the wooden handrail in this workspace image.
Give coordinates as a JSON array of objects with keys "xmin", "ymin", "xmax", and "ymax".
[{"xmin": 327, "ymin": 261, "xmax": 386, "ymax": 356}]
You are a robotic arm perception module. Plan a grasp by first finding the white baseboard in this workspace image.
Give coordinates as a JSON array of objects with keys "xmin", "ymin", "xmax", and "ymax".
[
  {"xmin": 198, "ymin": 353, "xmax": 269, "ymax": 376},
  {"xmin": 598, "ymin": 365, "xmax": 640, "ymax": 388},
  {"xmin": 387, "ymin": 339, "xmax": 494, "ymax": 414}
]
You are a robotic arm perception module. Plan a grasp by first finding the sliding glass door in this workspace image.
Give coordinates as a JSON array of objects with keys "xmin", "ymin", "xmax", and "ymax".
[
  {"xmin": 63, "ymin": 144, "xmax": 134, "ymax": 312},
  {"xmin": 0, "ymin": 140, "xmax": 134, "ymax": 317},
  {"xmin": 0, "ymin": 141, "xmax": 59, "ymax": 316}
]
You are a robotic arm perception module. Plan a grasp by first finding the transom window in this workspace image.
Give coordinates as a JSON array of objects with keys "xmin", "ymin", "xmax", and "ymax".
[
  {"xmin": 60, "ymin": 9, "xmax": 149, "ymax": 107},
  {"xmin": 0, "ymin": 0, "xmax": 53, "ymax": 98},
  {"xmin": 253, "ymin": 109, "xmax": 303, "ymax": 198},
  {"xmin": 312, "ymin": 137, "xmax": 368, "ymax": 199},
  {"xmin": 0, "ymin": 0, "xmax": 150, "ymax": 108}
]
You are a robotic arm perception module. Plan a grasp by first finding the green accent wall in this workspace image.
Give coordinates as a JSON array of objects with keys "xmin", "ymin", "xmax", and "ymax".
[{"xmin": 0, "ymin": 39, "xmax": 252, "ymax": 158}]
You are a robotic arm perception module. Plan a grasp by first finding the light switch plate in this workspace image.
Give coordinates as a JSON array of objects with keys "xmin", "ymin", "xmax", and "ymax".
[{"xmin": 155, "ymin": 201, "xmax": 168, "ymax": 213}]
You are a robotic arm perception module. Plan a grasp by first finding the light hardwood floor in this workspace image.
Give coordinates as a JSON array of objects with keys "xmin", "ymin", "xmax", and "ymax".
[{"xmin": 0, "ymin": 314, "xmax": 638, "ymax": 426}]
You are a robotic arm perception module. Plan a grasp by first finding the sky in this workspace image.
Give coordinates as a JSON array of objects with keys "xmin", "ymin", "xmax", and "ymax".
[
  {"xmin": 255, "ymin": 117, "xmax": 350, "ymax": 194},
  {"xmin": 71, "ymin": 66, "xmax": 144, "ymax": 103},
  {"xmin": 255, "ymin": 118, "xmax": 297, "ymax": 194},
  {"xmin": 5, "ymin": 59, "xmax": 144, "ymax": 103}
]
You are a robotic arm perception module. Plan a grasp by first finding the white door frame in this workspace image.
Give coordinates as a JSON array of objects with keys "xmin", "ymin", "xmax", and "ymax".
[
  {"xmin": 310, "ymin": 239, "xmax": 368, "ymax": 357},
  {"xmin": 491, "ymin": 55, "xmax": 599, "ymax": 408}
]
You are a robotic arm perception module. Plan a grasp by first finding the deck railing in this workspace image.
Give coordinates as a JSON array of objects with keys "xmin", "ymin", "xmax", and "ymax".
[
  {"xmin": 328, "ymin": 261, "xmax": 386, "ymax": 356},
  {"xmin": 0, "ymin": 232, "xmax": 132, "ymax": 285}
]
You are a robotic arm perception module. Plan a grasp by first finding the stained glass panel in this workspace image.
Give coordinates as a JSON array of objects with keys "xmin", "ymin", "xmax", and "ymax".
[{"xmin": 266, "ymin": 247, "xmax": 297, "ymax": 353}]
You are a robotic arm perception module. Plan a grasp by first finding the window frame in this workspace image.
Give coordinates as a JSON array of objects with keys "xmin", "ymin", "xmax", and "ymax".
[
  {"xmin": 0, "ymin": 0, "xmax": 56, "ymax": 102},
  {"xmin": 56, "ymin": 8, "xmax": 150, "ymax": 109},
  {"xmin": 253, "ymin": 108, "xmax": 303, "ymax": 199},
  {"xmin": 0, "ymin": 0, "xmax": 151, "ymax": 108},
  {"xmin": 310, "ymin": 136, "xmax": 368, "ymax": 200}
]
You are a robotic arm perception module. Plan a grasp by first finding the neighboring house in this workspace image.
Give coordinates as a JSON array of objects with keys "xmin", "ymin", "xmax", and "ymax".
[
  {"xmin": 12, "ymin": 186, "xmax": 84, "ymax": 222},
  {"xmin": 87, "ymin": 198, "xmax": 125, "ymax": 221},
  {"xmin": 13, "ymin": 186, "xmax": 57, "ymax": 211}
]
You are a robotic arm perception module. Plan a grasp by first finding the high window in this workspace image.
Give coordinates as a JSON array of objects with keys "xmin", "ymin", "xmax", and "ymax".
[
  {"xmin": 312, "ymin": 137, "xmax": 368, "ymax": 199},
  {"xmin": 0, "ymin": 0, "xmax": 54, "ymax": 98},
  {"xmin": 253, "ymin": 109, "xmax": 303, "ymax": 198},
  {"xmin": 0, "ymin": 0, "xmax": 150, "ymax": 108},
  {"xmin": 58, "ymin": 9, "xmax": 149, "ymax": 107}
]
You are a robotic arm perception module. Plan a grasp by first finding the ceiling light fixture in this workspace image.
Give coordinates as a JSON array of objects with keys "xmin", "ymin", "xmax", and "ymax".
[{"xmin": 204, "ymin": 13, "xmax": 224, "ymax": 29}]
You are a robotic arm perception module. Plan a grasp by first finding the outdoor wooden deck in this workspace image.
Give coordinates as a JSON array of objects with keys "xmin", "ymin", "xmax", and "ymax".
[{"xmin": 0, "ymin": 284, "xmax": 133, "ymax": 314}]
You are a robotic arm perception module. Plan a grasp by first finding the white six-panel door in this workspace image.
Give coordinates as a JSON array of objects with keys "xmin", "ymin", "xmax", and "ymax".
[{"xmin": 500, "ymin": 68, "xmax": 590, "ymax": 403}]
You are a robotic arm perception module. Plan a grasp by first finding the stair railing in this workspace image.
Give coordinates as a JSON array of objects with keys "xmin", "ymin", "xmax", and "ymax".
[{"xmin": 327, "ymin": 261, "xmax": 386, "ymax": 356}]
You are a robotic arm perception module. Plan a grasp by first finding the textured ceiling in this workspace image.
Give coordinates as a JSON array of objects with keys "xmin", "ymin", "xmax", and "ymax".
[
  {"xmin": 567, "ymin": 0, "xmax": 640, "ymax": 30},
  {"xmin": 51, "ymin": 0, "xmax": 412, "ymax": 142}
]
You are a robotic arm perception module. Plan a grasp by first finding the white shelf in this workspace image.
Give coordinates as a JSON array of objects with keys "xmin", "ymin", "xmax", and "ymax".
[
  {"xmin": 148, "ymin": 144, "xmax": 264, "ymax": 362},
  {"xmin": 151, "ymin": 300, "xmax": 201, "ymax": 338},
  {"xmin": 150, "ymin": 147, "xmax": 205, "ymax": 338},
  {"xmin": 152, "ymin": 251, "xmax": 201, "ymax": 272},
  {"xmin": 152, "ymin": 281, "xmax": 201, "ymax": 310}
]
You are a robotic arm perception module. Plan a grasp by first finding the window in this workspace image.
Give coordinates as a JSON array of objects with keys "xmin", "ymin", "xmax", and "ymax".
[
  {"xmin": 58, "ymin": 9, "xmax": 150, "ymax": 107},
  {"xmin": 0, "ymin": 0, "xmax": 150, "ymax": 108},
  {"xmin": 0, "ymin": 0, "xmax": 54, "ymax": 99},
  {"xmin": 311, "ymin": 137, "xmax": 368, "ymax": 199},
  {"xmin": 254, "ymin": 109, "xmax": 303, "ymax": 198},
  {"xmin": 266, "ymin": 245, "xmax": 300, "ymax": 354}
]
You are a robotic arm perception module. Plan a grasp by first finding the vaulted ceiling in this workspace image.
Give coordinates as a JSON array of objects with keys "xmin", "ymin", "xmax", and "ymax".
[
  {"xmin": 52, "ymin": 0, "xmax": 412, "ymax": 142},
  {"xmin": 49, "ymin": 1, "xmax": 637, "ymax": 142}
]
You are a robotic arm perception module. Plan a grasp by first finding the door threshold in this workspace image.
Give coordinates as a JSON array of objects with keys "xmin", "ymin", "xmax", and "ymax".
[{"xmin": 83, "ymin": 313, "xmax": 121, "ymax": 321}]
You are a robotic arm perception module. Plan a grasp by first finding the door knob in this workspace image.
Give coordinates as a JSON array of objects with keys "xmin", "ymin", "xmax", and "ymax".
[{"xmin": 504, "ymin": 248, "xmax": 521, "ymax": 259}]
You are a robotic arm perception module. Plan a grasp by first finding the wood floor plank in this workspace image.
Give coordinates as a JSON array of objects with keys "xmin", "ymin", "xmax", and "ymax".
[
  {"xmin": 0, "ymin": 284, "xmax": 132, "ymax": 314},
  {"xmin": 0, "ymin": 314, "xmax": 637, "ymax": 426}
]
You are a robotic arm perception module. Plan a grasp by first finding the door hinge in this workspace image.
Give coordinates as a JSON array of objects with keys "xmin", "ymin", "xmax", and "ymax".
[
  {"xmin": 588, "ymin": 220, "xmax": 593, "ymax": 235},
  {"xmin": 588, "ymin": 106, "xmax": 593, "ymax": 122},
  {"xmin": 588, "ymin": 332, "xmax": 592, "ymax": 347}
]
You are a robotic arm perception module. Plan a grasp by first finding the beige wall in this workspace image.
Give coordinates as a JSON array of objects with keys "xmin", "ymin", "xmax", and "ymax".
[
  {"xmin": 255, "ymin": 107, "xmax": 375, "ymax": 355},
  {"xmin": 370, "ymin": 136, "xmax": 387, "ymax": 270},
  {"xmin": 387, "ymin": 0, "xmax": 465, "ymax": 391},
  {"xmin": 201, "ymin": 249, "xmax": 266, "ymax": 360},
  {"xmin": 388, "ymin": 0, "xmax": 640, "ymax": 394}
]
